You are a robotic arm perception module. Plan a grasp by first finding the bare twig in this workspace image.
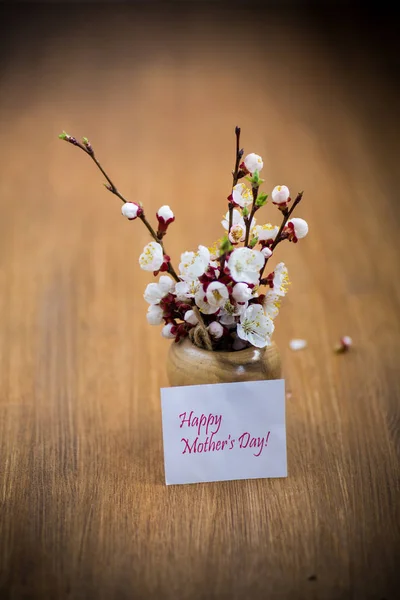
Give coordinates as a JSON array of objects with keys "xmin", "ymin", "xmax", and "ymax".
[
  {"xmin": 244, "ymin": 185, "xmax": 259, "ymax": 246},
  {"xmin": 59, "ymin": 133, "xmax": 179, "ymax": 281},
  {"xmin": 228, "ymin": 126, "xmax": 243, "ymax": 232}
]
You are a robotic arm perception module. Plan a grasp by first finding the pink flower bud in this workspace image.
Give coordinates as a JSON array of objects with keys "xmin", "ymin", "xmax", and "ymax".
[
  {"xmin": 157, "ymin": 205, "xmax": 175, "ymax": 234},
  {"xmin": 334, "ymin": 335, "xmax": 353, "ymax": 353},
  {"xmin": 341, "ymin": 336, "xmax": 352, "ymax": 347}
]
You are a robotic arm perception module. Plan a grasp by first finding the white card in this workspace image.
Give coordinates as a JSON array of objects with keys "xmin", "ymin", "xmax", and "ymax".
[{"xmin": 160, "ymin": 379, "xmax": 287, "ymax": 485}]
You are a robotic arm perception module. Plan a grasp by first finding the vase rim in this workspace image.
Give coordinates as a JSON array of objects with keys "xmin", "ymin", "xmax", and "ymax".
[{"xmin": 175, "ymin": 336, "xmax": 275, "ymax": 357}]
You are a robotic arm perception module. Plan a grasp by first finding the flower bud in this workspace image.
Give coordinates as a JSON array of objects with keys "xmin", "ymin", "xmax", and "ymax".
[
  {"xmin": 158, "ymin": 275, "xmax": 174, "ymax": 295},
  {"xmin": 287, "ymin": 217, "xmax": 308, "ymax": 240},
  {"xmin": 261, "ymin": 247, "xmax": 273, "ymax": 259},
  {"xmin": 244, "ymin": 153, "xmax": 264, "ymax": 175},
  {"xmin": 121, "ymin": 202, "xmax": 142, "ymax": 220},
  {"xmin": 157, "ymin": 205, "xmax": 175, "ymax": 234},
  {"xmin": 334, "ymin": 335, "xmax": 353, "ymax": 353},
  {"xmin": 146, "ymin": 304, "xmax": 164, "ymax": 325},
  {"xmin": 232, "ymin": 282, "xmax": 253, "ymax": 303},
  {"xmin": 58, "ymin": 131, "xmax": 79, "ymax": 146},
  {"xmin": 144, "ymin": 275, "xmax": 174, "ymax": 305},
  {"xmin": 208, "ymin": 321, "xmax": 224, "ymax": 339},
  {"xmin": 162, "ymin": 322, "xmax": 176, "ymax": 339},
  {"xmin": 184, "ymin": 310, "xmax": 199, "ymax": 326},
  {"xmin": 271, "ymin": 185, "xmax": 290, "ymax": 206},
  {"xmin": 342, "ymin": 335, "xmax": 352, "ymax": 347},
  {"xmin": 82, "ymin": 137, "xmax": 93, "ymax": 155}
]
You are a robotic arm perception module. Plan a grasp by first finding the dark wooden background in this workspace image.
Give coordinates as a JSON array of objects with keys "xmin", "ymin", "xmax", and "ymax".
[{"xmin": 0, "ymin": 3, "xmax": 399, "ymax": 599}]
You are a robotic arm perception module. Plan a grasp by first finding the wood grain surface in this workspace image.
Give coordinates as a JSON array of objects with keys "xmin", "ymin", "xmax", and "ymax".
[{"xmin": 1, "ymin": 4, "xmax": 399, "ymax": 599}]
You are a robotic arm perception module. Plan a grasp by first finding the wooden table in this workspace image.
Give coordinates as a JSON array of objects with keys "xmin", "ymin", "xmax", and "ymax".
[{"xmin": 1, "ymin": 5, "xmax": 399, "ymax": 599}]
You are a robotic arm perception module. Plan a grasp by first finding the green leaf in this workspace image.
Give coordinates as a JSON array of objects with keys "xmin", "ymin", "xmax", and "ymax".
[
  {"xmin": 255, "ymin": 193, "xmax": 268, "ymax": 207},
  {"xmin": 245, "ymin": 170, "xmax": 265, "ymax": 188},
  {"xmin": 242, "ymin": 205, "xmax": 249, "ymax": 217},
  {"xmin": 220, "ymin": 235, "xmax": 233, "ymax": 255},
  {"xmin": 249, "ymin": 236, "xmax": 259, "ymax": 248},
  {"xmin": 58, "ymin": 131, "xmax": 68, "ymax": 140}
]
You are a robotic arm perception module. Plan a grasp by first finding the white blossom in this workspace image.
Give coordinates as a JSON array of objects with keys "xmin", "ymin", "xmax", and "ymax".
[
  {"xmin": 144, "ymin": 283, "xmax": 163, "ymax": 305},
  {"xmin": 162, "ymin": 323, "xmax": 175, "ymax": 339},
  {"xmin": 146, "ymin": 304, "xmax": 164, "ymax": 325},
  {"xmin": 208, "ymin": 240, "xmax": 222, "ymax": 261},
  {"xmin": 271, "ymin": 185, "xmax": 290, "ymax": 205},
  {"xmin": 237, "ymin": 304, "xmax": 274, "ymax": 348},
  {"xmin": 218, "ymin": 309, "xmax": 236, "ymax": 326},
  {"xmin": 272, "ymin": 262, "xmax": 290, "ymax": 296},
  {"xmin": 209, "ymin": 261, "xmax": 220, "ymax": 279},
  {"xmin": 175, "ymin": 279, "xmax": 200, "ymax": 300},
  {"xmin": 227, "ymin": 247, "xmax": 265, "ymax": 284},
  {"xmin": 229, "ymin": 223, "xmax": 246, "ymax": 244},
  {"xmin": 219, "ymin": 300, "xmax": 248, "ymax": 326},
  {"xmin": 121, "ymin": 202, "xmax": 141, "ymax": 220},
  {"xmin": 232, "ymin": 282, "xmax": 253, "ymax": 303},
  {"xmin": 222, "ymin": 208, "xmax": 245, "ymax": 232},
  {"xmin": 158, "ymin": 275, "xmax": 174, "ymax": 295},
  {"xmin": 232, "ymin": 183, "xmax": 253, "ymax": 208},
  {"xmin": 194, "ymin": 287, "xmax": 219, "ymax": 314},
  {"xmin": 252, "ymin": 223, "xmax": 279, "ymax": 241},
  {"xmin": 208, "ymin": 321, "xmax": 224, "ymax": 339},
  {"xmin": 178, "ymin": 245, "xmax": 210, "ymax": 281},
  {"xmin": 206, "ymin": 282, "xmax": 229, "ymax": 309},
  {"xmin": 139, "ymin": 242, "xmax": 164, "ymax": 272},
  {"xmin": 244, "ymin": 153, "xmax": 263, "ymax": 175},
  {"xmin": 144, "ymin": 275, "xmax": 174, "ymax": 304},
  {"xmin": 263, "ymin": 292, "xmax": 282, "ymax": 320},
  {"xmin": 288, "ymin": 217, "xmax": 308, "ymax": 239},
  {"xmin": 157, "ymin": 205, "xmax": 174, "ymax": 222},
  {"xmin": 184, "ymin": 310, "xmax": 199, "ymax": 325}
]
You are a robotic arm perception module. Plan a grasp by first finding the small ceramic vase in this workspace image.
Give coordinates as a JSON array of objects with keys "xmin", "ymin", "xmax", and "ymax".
[{"xmin": 167, "ymin": 337, "xmax": 281, "ymax": 387}]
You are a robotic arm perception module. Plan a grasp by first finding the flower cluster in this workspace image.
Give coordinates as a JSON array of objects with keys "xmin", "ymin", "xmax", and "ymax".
[{"xmin": 59, "ymin": 127, "xmax": 308, "ymax": 350}]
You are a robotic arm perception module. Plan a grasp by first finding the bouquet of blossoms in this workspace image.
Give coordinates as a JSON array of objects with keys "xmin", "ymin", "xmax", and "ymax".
[{"xmin": 59, "ymin": 127, "xmax": 308, "ymax": 351}]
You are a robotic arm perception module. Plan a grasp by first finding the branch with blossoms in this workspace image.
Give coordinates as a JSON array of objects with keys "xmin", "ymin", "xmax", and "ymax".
[
  {"xmin": 59, "ymin": 127, "xmax": 309, "ymax": 351},
  {"xmin": 58, "ymin": 131, "xmax": 179, "ymax": 282}
]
